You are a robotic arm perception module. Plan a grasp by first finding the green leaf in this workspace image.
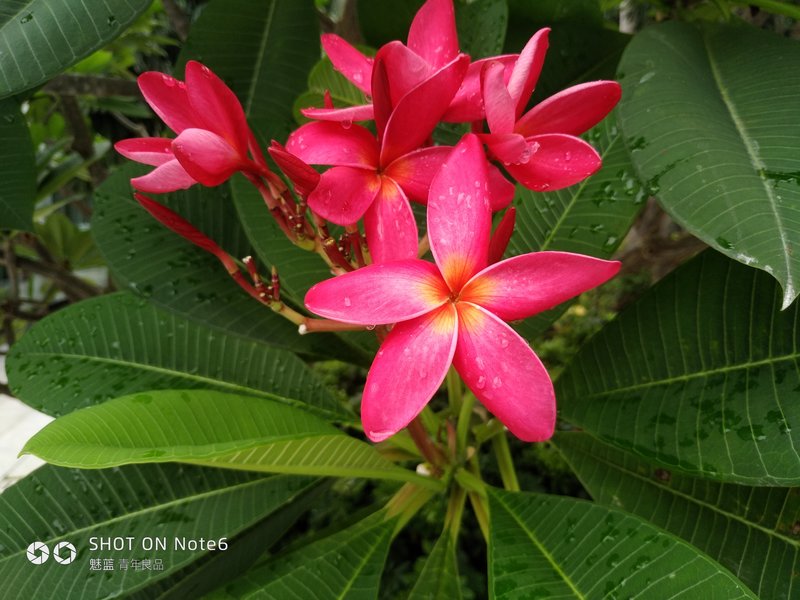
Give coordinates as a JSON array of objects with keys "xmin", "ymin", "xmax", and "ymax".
[
  {"xmin": 92, "ymin": 164, "xmax": 369, "ymax": 365},
  {"xmin": 488, "ymin": 488, "xmax": 757, "ymax": 599},
  {"xmin": 294, "ymin": 56, "xmax": 368, "ymax": 124},
  {"xmin": 555, "ymin": 432, "xmax": 800, "ymax": 600},
  {"xmin": 22, "ymin": 389, "xmax": 435, "ymax": 488},
  {"xmin": 408, "ymin": 532, "xmax": 463, "ymax": 600},
  {"xmin": 6, "ymin": 292, "xmax": 347, "ymax": 420},
  {"xmin": 0, "ymin": 0, "xmax": 151, "ymax": 98},
  {"xmin": 211, "ymin": 511, "xmax": 394, "ymax": 599},
  {"xmin": 0, "ymin": 98, "xmax": 35, "ymax": 229},
  {"xmin": 180, "ymin": 0, "xmax": 320, "ymax": 145},
  {"xmin": 509, "ymin": 110, "xmax": 644, "ymax": 338},
  {"xmin": 0, "ymin": 464, "xmax": 318, "ymax": 598},
  {"xmin": 558, "ymin": 250, "xmax": 800, "ymax": 485},
  {"xmin": 455, "ymin": 0, "xmax": 508, "ymax": 59},
  {"xmin": 617, "ymin": 22, "xmax": 800, "ymax": 309}
]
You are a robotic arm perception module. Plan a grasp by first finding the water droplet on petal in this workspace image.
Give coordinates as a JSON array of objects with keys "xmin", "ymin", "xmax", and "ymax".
[
  {"xmin": 343, "ymin": 296, "xmax": 351, "ymax": 307},
  {"xmin": 476, "ymin": 375, "xmax": 486, "ymax": 389},
  {"xmin": 492, "ymin": 376, "xmax": 502, "ymax": 388},
  {"xmin": 341, "ymin": 119, "xmax": 352, "ymax": 129},
  {"xmin": 161, "ymin": 74, "xmax": 176, "ymax": 87}
]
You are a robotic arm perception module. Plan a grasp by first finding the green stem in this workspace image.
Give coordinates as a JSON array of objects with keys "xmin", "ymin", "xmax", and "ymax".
[
  {"xmin": 446, "ymin": 367, "xmax": 462, "ymax": 415},
  {"xmin": 730, "ymin": 0, "xmax": 800, "ymax": 19},
  {"xmin": 384, "ymin": 482, "xmax": 436, "ymax": 536},
  {"xmin": 456, "ymin": 390, "xmax": 476, "ymax": 457},
  {"xmin": 443, "ymin": 484, "xmax": 467, "ymax": 543},
  {"xmin": 492, "ymin": 431, "xmax": 520, "ymax": 492}
]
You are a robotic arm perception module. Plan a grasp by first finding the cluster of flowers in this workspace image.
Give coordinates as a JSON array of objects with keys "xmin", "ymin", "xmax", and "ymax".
[{"xmin": 115, "ymin": 0, "xmax": 621, "ymax": 444}]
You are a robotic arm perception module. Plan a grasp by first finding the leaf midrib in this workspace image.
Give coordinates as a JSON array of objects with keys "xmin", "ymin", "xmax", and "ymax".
[
  {"xmin": 570, "ymin": 351, "xmax": 798, "ymax": 397},
  {"xmin": 244, "ymin": 0, "xmax": 275, "ymax": 117}
]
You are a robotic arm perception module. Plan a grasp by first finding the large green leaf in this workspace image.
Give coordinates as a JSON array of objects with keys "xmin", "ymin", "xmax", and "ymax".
[
  {"xmin": 92, "ymin": 164, "xmax": 369, "ymax": 365},
  {"xmin": 488, "ymin": 488, "xmax": 756, "ymax": 599},
  {"xmin": 0, "ymin": 0, "xmax": 151, "ymax": 98},
  {"xmin": 180, "ymin": 0, "xmax": 319, "ymax": 146},
  {"xmin": 509, "ymin": 110, "xmax": 644, "ymax": 338},
  {"xmin": 0, "ymin": 464, "xmax": 318, "ymax": 598},
  {"xmin": 556, "ymin": 432, "xmax": 800, "ymax": 600},
  {"xmin": 294, "ymin": 55, "xmax": 369, "ymax": 124},
  {"xmin": 617, "ymin": 22, "xmax": 800, "ymax": 309},
  {"xmin": 408, "ymin": 532, "xmax": 463, "ymax": 600},
  {"xmin": 558, "ymin": 250, "xmax": 800, "ymax": 485},
  {"xmin": 22, "ymin": 389, "xmax": 436, "ymax": 488},
  {"xmin": 6, "ymin": 292, "xmax": 347, "ymax": 420},
  {"xmin": 0, "ymin": 98, "xmax": 35, "ymax": 229},
  {"xmin": 211, "ymin": 511, "xmax": 394, "ymax": 599}
]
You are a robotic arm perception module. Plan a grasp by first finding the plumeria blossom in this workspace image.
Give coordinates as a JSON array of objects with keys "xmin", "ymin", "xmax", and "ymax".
[
  {"xmin": 115, "ymin": 61, "xmax": 266, "ymax": 193},
  {"xmin": 287, "ymin": 52, "xmax": 478, "ymax": 264},
  {"xmin": 305, "ymin": 135, "xmax": 620, "ymax": 442},
  {"xmin": 308, "ymin": 0, "xmax": 516, "ymax": 124},
  {"xmin": 478, "ymin": 30, "xmax": 621, "ymax": 191}
]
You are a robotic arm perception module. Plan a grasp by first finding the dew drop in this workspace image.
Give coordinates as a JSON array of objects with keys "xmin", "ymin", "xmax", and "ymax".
[
  {"xmin": 476, "ymin": 375, "xmax": 486, "ymax": 389},
  {"xmin": 492, "ymin": 376, "xmax": 502, "ymax": 388},
  {"xmin": 343, "ymin": 296, "xmax": 352, "ymax": 307}
]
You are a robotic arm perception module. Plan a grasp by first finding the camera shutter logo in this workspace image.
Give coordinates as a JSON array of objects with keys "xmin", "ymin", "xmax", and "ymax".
[
  {"xmin": 26, "ymin": 542, "xmax": 49, "ymax": 565},
  {"xmin": 53, "ymin": 541, "xmax": 77, "ymax": 565}
]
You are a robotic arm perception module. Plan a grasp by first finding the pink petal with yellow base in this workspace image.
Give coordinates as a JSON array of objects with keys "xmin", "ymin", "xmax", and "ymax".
[
  {"xmin": 300, "ymin": 104, "xmax": 375, "ymax": 123},
  {"xmin": 171, "ymin": 129, "xmax": 244, "ymax": 187},
  {"xmin": 137, "ymin": 72, "xmax": 194, "ymax": 134},
  {"xmin": 184, "ymin": 61, "xmax": 249, "ymax": 152},
  {"xmin": 380, "ymin": 54, "xmax": 469, "ymax": 166},
  {"xmin": 114, "ymin": 138, "xmax": 175, "ymax": 167},
  {"xmin": 130, "ymin": 160, "xmax": 196, "ymax": 193},
  {"xmin": 307, "ymin": 166, "xmax": 382, "ymax": 225},
  {"xmin": 461, "ymin": 251, "xmax": 621, "ymax": 321},
  {"xmin": 504, "ymin": 133, "xmax": 602, "ymax": 191},
  {"xmin": 304, "ymin": 259, "xmax": 448, "ymax": 325},
  {"xmin": 454, "ymin": 302, "xmax": 555, "ymax": 442},
  {"xmin": 407, "ymin": 0, "xmax": 459, "ymax": 69},
  {"xmin": 428, "ymin": 135, "xmax": 491, "ymax": 290},
  {"xmin": 507, "ymin": 28, "xmax": 549, "ymax": 117},
  {"xmin": 363, "ymin": 179, "xmax": 419, "ymax": 263},
  {"xmin": 321, "ymin": 33, "xmax": 374, "ymax": 95},
  {"xmin": 515, "ymin": 80, "xmax": 622, "ymax": 137},
  {"xmin": 286, "ymin": 121, "xmax": 378, "ymax": 168},
  {"xmin": 384, "ymin": 146, "xmax": 451, "ymax": 202},
  {"xmin": 362, "ymin": 304, "xmax": 458, "ymax": 442}
]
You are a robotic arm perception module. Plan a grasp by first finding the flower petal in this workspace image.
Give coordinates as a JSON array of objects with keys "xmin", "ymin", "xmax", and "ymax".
[
  {"xmin": 380, "ymin": 54, "xmax": 469, "ymax": 166},
  {"xmin": 115, "ymin": 137, "xmax": 175, "ymax": 167},
  {"xmin": 371, "ymin": 54, "xmax": 393, "ymax": 142},
  {"xmin": 487, "ymin": 163, "xmax": 515, "ymax": 210},
  {"xmin": 504, "ymin": 133, "xmax": 601, "ymax": 191},
  {"xmin": 407, "ymin": 0, "xmax": 459, "ymax": 69},
  {"xmin": 383, "ymin": 145, "xmax": 451, "ymax": 202},
  {"xmin": 488, "ymin": 207, "xmax": 516, "ymax": 265},
  {"xmin": 268, "ymin": 141, "xmax": 320, "ymax": 197},
  {"xmin": 481, "ymin": 61, "xmax": 515, "ymax": 135},
  {"xmin": 515, "ymin": 81, "xmax": 622, "ymax": 137},
  {"xmin": 362, "ymin": 304, "xmax": 458, "ymax": 442},
  {"xmin": 461, "ymin": 251, "xmax": 621, "ymax": 321},
  {"xmin": 305, "ymin": 259, "xmax": 449, "ymax": 325},
  {"xmin": 363, "ymin": 178, "xmax": 419, "ymax": 264},
  {"xmin": 444, "ymin": 55, "xmax": 517, "ymax": 123},
  {"xmin": 300, "ymin": 104, "xmax": 375, "ymax": 123},
  {"xmin": 428, "ymin": 134, "xmax": 491, "ymax": 291},
  {"xmin": 481, "ymin": 131, "xmax": 529, "ymax": 165},
  {"xmin": 137, "ymin": 72, "xmax": 195, "ymax": 134},
  {"xmin": 286, "ymin": 121, "xmax": 378, "ymax": 169},
  {"xmin": 454, "ymin": 303, "xmax": 555, "ymax": 442},
  {"xmin": 184, "ymin": 61, "xmax": 250, "ymax": 154},
  {"xmin": 171, "ymin": 128, "xmax": 244, "ymax": 187},
  {"xmin": 307, "ymin": 166, "xmax": 382, "ymax": 225},
  {"xmin": 378, "ymin": 41, "xmax": 433, "ymax": 106},
  {"xmin": 321, "ymin": 33, "xmax": 373, "ymax": 95},
  {"xmin": 130, "ymin": 159, "xmax": 196, "ymax": 194},
  {"xmin": 507, "ymin": 28, "xmax": 550, "ymax": 118}
]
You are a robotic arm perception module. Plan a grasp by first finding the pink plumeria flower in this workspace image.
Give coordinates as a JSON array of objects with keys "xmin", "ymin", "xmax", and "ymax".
[
  {"xmin": 306, "ymin": 0, "xmax": 516, "ymax": 125},
  {"xmin": 286, "ymin": 52, "xmax": 476, "ymax": 264},
  {"xmin": 305, "ymin": 134, "xmax": 620, "ymax": 442},
  {"xmin": 479, "ymin": 29, "xmax": 622, "ymax": 191},
  {"xmin": 115, "ymin": 61, "xmax": 265, "ymax": 193}
]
